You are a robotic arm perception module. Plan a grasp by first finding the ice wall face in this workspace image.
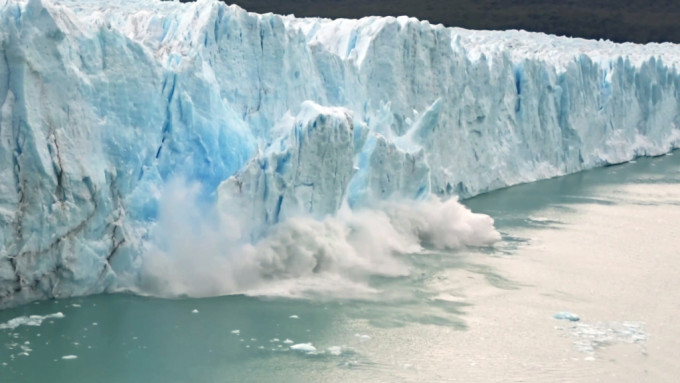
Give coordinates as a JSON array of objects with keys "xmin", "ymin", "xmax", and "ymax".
[
  {"xmin": 1, "ymin": 0, "xmax": 679, "ymax": 307},
  {"xmin": 218, "ymin": 102, "xmax": 359, "ymax": 238}
]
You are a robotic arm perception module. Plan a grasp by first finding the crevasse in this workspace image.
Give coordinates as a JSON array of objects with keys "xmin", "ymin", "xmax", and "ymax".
[{"xmin": 1, "ymin": 0, "xmax": 679, "ymax": 307}]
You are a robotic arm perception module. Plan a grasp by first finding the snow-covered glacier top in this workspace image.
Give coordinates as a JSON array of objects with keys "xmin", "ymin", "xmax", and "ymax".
[{"xmin": 1, "ymin": 0, "xmax": 679, "ymax": 307}]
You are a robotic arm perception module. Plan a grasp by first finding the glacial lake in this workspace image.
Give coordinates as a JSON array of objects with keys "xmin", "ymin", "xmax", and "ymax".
[{"xmin": 1, "ymin": 151, "xmax": 679, "ymax": 382}]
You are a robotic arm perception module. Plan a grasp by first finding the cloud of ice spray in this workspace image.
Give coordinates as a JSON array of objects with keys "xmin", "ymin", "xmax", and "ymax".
[{"xmin": 137, "ymin": 179, "xmax": 501, "ymax": 299}]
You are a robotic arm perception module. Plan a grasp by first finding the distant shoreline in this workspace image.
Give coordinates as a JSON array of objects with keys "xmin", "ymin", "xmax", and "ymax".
[{"xmin": 186, "ymin": 0, "xmax": 680, "ymax": 44}]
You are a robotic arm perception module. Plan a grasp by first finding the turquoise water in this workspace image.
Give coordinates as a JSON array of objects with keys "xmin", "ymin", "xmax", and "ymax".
[{"xmin": 2, "ymin": 152, "xmax": 679, "ymax": 382}]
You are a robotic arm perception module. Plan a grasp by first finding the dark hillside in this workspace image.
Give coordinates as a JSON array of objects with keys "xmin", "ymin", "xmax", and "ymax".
[{"xmin": 182, "ymin": 0, "xmax": 680, "ymax": 44}]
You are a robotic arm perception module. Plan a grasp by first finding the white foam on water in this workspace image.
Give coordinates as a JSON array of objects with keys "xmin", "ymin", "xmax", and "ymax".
[
  {"xmin": 61, "ymin": 355, "xmax": 78, "ymax": 360},
  {"xmin": 0, "ymin": 313, "xmax": 65, "ymax": 331}
]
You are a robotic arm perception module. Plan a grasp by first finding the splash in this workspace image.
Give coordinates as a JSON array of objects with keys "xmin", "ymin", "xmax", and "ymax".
[{"xmin": 137, "ymin": 180, "xmax": 500, "ymax": 299}]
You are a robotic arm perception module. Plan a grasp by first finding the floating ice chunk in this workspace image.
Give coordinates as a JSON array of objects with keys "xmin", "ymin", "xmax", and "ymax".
[
  {"xmin": 283, "ymin": 339, "xmax": 294, "ymax": 344},
  {"xmin": 557, "ymin": 320, "xmax": 647, "ymax": 355},
  {"xmin": 191, "ymin": 309, "xmax": 199, "ymax": 314},
  {"xmin": 0, "ymin": 313, "xmax": 65, "ymax": 330},
  {"xmin": 61, "ymin": 355, "xmax": 78, "ymax": 360},
  {"xmin": 326, "ymin": 346, "xmax": 343, "ymax": 356},
  {"xmin": 554, "ymin": 312, "xmax": 580, "ymax": 321},
  {"xmin": 289, "ymin": 315, "xmax": 299, "ymax": 319},
  {"xmin": 354, "ymin": 333, "xmax": 371, "ymax": 341},
  {"xmin": 270, "ymin": 338, "xmax": 280, "ymax": 343},
  {"xmin": 230, "ymin": 330, "xmax": 240, "ymax": 335},
  {"xmin": 290, "ymin": 343, "xmax": 317, "ymax": 353},
  {"xmin": 71, "ymin": 304, "xmax": 81, "ymax": 308}
]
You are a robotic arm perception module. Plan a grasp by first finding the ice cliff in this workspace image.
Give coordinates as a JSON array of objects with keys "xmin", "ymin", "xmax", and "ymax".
[{"xmin": 1, "ymin": 0, "xmax": 679, "ymax": 307}]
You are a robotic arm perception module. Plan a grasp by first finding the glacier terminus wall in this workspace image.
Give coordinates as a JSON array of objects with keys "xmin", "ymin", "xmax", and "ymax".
[{"xmin": 1, "ymin": 0, "xmax": 679, "ymax": 307}]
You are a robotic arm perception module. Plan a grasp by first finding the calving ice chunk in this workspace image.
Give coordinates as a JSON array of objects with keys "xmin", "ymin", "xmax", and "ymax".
[{"xmin": 0, "ymin": 0, "xmax": 679, "ymax": 307}]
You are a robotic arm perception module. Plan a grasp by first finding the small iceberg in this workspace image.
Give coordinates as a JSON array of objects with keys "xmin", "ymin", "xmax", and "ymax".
[
  {"xmin": 290, "ymin": 343, "xmax": 317, "ymax": 353},
  {"xmin": 354, "ymin": 333, "xmax": 371, "ymax": 341},
  {"xmin": 554, "ymin": 312, "xmax": 580, "ymax": 321}
]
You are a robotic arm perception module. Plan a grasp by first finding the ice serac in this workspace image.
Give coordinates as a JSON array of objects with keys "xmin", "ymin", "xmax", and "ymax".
[
  {"xmin": 218, "ymin": 101, "xmax": 359, "ymax": 238},
  {"xmin": 1, "ymin": 0, "xmax": 679, "ymax": 306}
]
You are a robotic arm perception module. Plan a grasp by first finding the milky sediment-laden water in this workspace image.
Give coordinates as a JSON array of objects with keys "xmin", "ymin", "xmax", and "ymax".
[{"xmin": 1, "ymin": 151, "xmax": 678, "ymax": 382}]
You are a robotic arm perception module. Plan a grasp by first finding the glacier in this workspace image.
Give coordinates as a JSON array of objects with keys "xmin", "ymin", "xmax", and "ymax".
[{"xmin": 1, "ymin": 0, "xmax": 680, "ymax": 307}]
